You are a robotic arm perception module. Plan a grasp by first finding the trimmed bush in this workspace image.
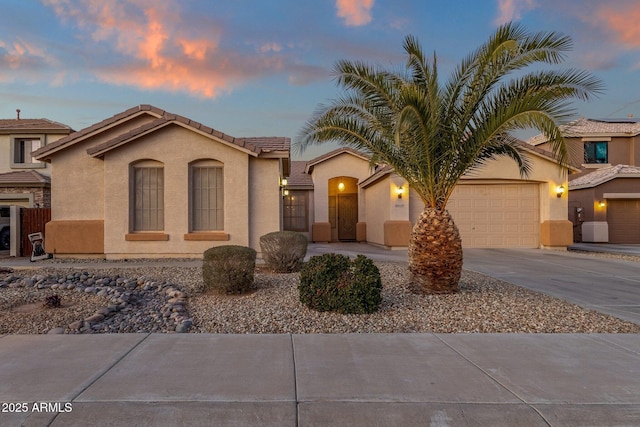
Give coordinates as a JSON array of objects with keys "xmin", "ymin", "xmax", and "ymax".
[
  {"xmin": 202, "ymin": 245, "xmax": 256, "ymax": 294},
  {"xmin": 259, "ymin": 231, "xmax": 308, "ymax": 273},
  {"xmin": 299, "ymin": 253, "xmax": 382, "ymax": 314}
]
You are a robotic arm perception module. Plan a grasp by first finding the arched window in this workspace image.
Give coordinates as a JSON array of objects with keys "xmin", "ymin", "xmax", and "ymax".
[
  {"xmin": 131, "ymin": 160, "xmax": 164, "ymax": 231},
  {"xmin": 190, "ymin": 160, "xmax": 224, "ymax": 231}
]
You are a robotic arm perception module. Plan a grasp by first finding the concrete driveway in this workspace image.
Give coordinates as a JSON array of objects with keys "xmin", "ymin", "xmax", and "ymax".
[{"xmin": 463, "ymin": 248, "xmax": 640, "ymax": 325}]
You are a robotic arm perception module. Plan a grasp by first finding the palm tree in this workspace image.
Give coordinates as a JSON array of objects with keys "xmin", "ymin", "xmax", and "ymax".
[{"xmin": 296, "ymin": 23, "xmax": 603, "ymax": 294}]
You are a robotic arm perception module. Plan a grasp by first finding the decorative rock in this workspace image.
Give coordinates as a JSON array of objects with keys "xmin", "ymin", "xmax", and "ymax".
[
  {"xmin": 47, "ymin": 328, "xmax": 65, "ymax": 335},
  {"xmin": 175, "ymin": 319, "xmax": 192, "ymax": 333},
  {"xmin": 85, "ymin": 313, "xmax": 105, "ymax": 323},
  {"xmin": 69, "ymin": 320, "xmax": 84, "ymax": 330}
]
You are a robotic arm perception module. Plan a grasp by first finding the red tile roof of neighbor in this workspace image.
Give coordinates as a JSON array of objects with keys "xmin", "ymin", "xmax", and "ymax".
[
  {"xmin": 569, "ymin": 165, "xmax": 640, "ymax": 190},
  {"xmin": 0, "ymin": 118, "xmax": 72, "ymax": 134},
  {"xmin": 528, "ymin": 117, "xmax": 640, "ymax": 145},
  {"xmin": 0, "ymin": 171, "xmax": 50, "ymax": 186},
  {"xmin": 33, "ymin": 104, "xmax": 290, "ymax": 159}
]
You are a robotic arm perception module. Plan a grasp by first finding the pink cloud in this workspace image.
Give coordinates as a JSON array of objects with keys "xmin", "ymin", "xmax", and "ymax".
[
  {"xmin": 41, "ymin": 0, "xmax": 286, "ymax": 98},
  {"xmin": 336, "ymin": 0, "xmax": 374, "ymax": 27},
  {"xmin": 593, "ymin": 3, "xmax": 640, "ymax": 49},
  {"xmin": 0, "ymin": 38, "xmax": 60, "ymax": 83},
  {"xmin": 494, "ymin": 0, "xmax": 537, "ymax": 25},
  {"xmin": 258, "ymin": 42, "xmax": 283, "ymax": 53}
]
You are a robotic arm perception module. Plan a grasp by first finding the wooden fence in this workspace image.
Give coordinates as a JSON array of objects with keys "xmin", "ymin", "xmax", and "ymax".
[{"xmin": 20, "ymin": 208, "xmax": 51, "ymax": 257}]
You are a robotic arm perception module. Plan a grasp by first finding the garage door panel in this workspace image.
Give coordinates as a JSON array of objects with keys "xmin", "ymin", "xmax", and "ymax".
[
  {"xmin": 608, "ymin": 199, "xmax": 640, "ymax": 244},
  {"xmin": 448, "ymin": 184, "xmax": 540, "ymax": 248}
]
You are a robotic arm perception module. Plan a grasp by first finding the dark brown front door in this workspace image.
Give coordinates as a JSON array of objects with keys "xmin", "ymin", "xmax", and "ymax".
[{"xmin": 338, "ymin": 194, "xmax": 358, "ymax": 240}]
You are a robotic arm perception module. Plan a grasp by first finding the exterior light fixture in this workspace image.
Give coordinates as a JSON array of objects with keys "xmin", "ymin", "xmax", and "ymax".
[
  {"xmin": 280, "ymin": 178, "xmax": 288, "ymax": 187},
  {"xmin": 556, "ymin": 185, "xmax": 565, "ymax": 198},
  {"xmin": 598, "ymin": 200, "xmax": 606, "ymax": 208},
  {"xmin": 338, "ymin": 182, "xmax": 345, "ymax": 192},
  {"xmin": 283, "ymin": 189, "xmax": 289, "ymax": 196},
  {"xmin": 396, "ymin": 185, "xmax": 405, "ymax": 199}
]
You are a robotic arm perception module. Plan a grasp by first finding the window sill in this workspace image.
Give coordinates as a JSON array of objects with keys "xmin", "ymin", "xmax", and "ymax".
[
  {"xmin": 125, "ymin": 233, "xmax": 169, "ymax": 241},
  {"xmin": 582, "ymin": 163, "xmax": 610, "ymax": 169},
  {"xmin": 10, "ymin": 163, "xmax": 46, "ymax": 169},
  {"xmin": 184, "ymin": 232, "xmax": 230, "ymax": 241}
]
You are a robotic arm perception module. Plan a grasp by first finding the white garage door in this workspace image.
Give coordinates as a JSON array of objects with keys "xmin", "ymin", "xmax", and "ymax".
[{"xmin": 446, "ymin": 183, "xmax": 540, "ymax": 248}]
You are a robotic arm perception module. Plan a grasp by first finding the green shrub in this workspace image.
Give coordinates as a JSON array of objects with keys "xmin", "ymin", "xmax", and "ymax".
[
  {"xmin": 202, "ymin": 245, "xmax": 256, "ymax": 294},
  {"xmin": 259, "ymin": 231, "xmax": 308, "ymax": 273},
  {"xmin": 299, "ymin": 253, "xmax": 382, "ymax": 314}
]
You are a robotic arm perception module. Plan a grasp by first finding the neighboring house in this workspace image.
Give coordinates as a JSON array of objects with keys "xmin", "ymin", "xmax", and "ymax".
[
  {"xmin": 33, "ymin": 105, "xmax": 289, "ymax": 259},
  {"xmin": 286, "ymin": 145, "xmax": 573, "ymax": 249},
  {"xmin": 0, "ymin": 112, "xmax": 72, "ymax": 208},
  {"xmin": 530, "ymin": 117, "xmax": 640, "ymax": 243}
]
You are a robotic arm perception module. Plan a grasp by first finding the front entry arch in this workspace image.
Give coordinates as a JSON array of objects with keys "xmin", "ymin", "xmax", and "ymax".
[{"xmin": 328, "ymin": 177, "xmax": 358, "ymax": 241}]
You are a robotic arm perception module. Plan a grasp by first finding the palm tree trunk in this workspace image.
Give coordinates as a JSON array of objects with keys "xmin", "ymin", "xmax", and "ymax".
[{"xmin": 408, "ymin": 208, "xmax": 463, "ymax": 294}]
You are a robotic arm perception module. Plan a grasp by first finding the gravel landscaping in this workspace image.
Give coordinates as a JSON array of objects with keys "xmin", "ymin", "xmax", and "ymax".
[{"xmin": 1, "ymin": 258, "xmax": 638, "ymax": 335}]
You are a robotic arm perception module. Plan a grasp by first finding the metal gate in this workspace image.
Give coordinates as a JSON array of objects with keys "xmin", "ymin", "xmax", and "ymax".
[{"xmin": 20, "ymin": 208, "xmax": 51, "ymax": 256}]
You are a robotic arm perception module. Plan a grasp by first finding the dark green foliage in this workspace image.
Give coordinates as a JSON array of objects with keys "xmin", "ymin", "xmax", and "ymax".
[
  {"xmin": 202, "ymin": 245, "xmax": 256, "ymax": 294},
  {"xmin": 299, "ymin": 253, "xmax": 382, "ymax": 314},
  {"xmin": 259, "ymin": 231, "xmax": 308, "ymax": 273}
]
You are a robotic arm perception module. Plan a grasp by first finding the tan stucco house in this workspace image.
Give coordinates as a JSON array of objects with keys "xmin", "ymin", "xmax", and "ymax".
[
  {"xmin": 530, "ymin": 117, "xmax": 640, "ymax": 243},
  {"xmin": 284, "ymin": 145, "xmax": 574, "ymax": 249},
  {"xmin": 33, "ymin": 105, "xmax": 289, "ymax": 259},
  {"xmin": 0, "ymin": 113, "xmax": 72, "ymax": 208}
]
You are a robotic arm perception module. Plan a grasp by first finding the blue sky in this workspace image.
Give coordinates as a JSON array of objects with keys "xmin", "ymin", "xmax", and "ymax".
[{"xmin": 1, "ymin": 0, "xmax": 640, "ymax": 159}]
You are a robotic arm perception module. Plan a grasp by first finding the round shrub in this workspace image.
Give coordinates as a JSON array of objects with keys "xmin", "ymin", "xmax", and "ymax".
[
  {"xmin": 299, "ymin": 253, "xmax": 382, "ymax": 314},
  {"xmin": 260, "ymin": 231, "xmax": 308, "ymax": 273},
  {"xmin": 202, "ymin": 245, "xmax": 256, "ymax": 294}
]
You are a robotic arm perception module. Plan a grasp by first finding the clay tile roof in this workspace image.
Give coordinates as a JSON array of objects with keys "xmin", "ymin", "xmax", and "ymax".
[
  {"xmin": 33, "ymin": 105, "xmax": 156, "ymax": 158},
  {"xmin": 562, "ymin": 117, "xmax": 640, "ymax": 136},
  {"xmin": 287, "ymin": 161, "xmax": 314, "ymax": 188},
  {"xmin": 86, "ymin": 117, "xmax": 171, "ymax": 157},
  {"xmin": 528, "ymin": 117, "xmax": 640, "ymax": 145},
  {"xmin": 569, "ymin": 164, "xmax": 640, "ymax": 189},
  {"xmin": 0, "ymin": 118, "xmax": 72, "ymax": 134},
  {"xmin": 34, "ymin": 104, "xmax": 290, "ymax": 159},
  {"xmin": 0, "ymin": 170, "xmax": 50, "ymax": 186},
  {"xmin": 238, "ymin": 137, "xmax": 290, "ymax": 153}
]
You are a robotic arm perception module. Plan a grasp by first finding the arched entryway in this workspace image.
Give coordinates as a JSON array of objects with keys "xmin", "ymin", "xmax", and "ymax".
[{"xmin": 328, "ymin": 177, "xmax": 358, "ymax": 241}]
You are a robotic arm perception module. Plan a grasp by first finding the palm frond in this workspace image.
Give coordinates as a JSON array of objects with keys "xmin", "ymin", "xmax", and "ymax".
[{"xmin": 295, "ymin": 23, "xmax": 603, "ymax": 211}]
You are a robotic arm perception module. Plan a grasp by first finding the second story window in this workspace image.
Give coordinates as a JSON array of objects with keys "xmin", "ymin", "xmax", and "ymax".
[
  {"xmin": 11, "ymin": 136, "xmax": 45, "ymax": 169},
  {"xmin": 584, "ymin": 141, "xmax": 608, "ymax": 164}
]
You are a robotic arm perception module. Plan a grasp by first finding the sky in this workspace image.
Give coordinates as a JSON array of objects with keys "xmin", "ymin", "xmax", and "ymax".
[{"xmin": 1, "ymin": 0, "xmax": 640, "ymax": 160}]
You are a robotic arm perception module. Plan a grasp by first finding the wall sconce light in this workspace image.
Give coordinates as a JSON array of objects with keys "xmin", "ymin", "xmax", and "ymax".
[
  {"xmin": 337, "ymin": 182, "xmax": 345, "ymax": 192},
  {"xmin": 280, "ymin": 177, "xmax": 288, "ymax": 197},
  {"xmin": 396, "ymin": 185, "xmax": 405, "ymax": 199},
  {"xmin": 283, "ymin": 189, "xmax": 289, "ymax": 197},
  {"xmin": 280, "ymin": 178, "xmax": 288, "ymax": 187},
  {"xmin": 555, "ymin": 185, "xmax": 565, "ymax": 198},
  {"xmin": 598, "ymin": 200, "xmax": 606, "ymax": 208}
]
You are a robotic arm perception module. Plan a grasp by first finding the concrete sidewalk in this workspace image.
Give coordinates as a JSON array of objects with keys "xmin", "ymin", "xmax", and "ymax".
[{"xmin": 1, "ymin": 333, "xmax": 640, "ymax": 426}]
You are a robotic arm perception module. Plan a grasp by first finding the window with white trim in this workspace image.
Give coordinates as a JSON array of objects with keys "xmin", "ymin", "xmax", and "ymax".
[
  {"xmin": 11, "ymin": 135, "xmax": 45, "ymax": 168},
  {"xmin": 190, "ymin": 160, "xmax": 224, "ymax": 231}
]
